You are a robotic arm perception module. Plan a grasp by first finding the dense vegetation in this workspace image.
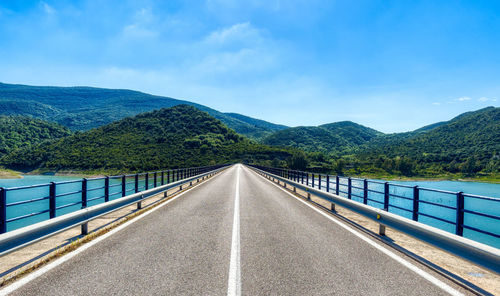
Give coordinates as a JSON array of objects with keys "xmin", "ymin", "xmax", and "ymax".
[
  {"xmin": 263, "ymin": 107, "xmax": 499, "ymax": 180},
  {"xmin": 0, "ymin": 105, "xmax": 293, "ymax": 173},
  {"xmin": 262, "ymin": 121, "xmax": 382, "ymax": 155},
  {"xmin": 0, "ymin": 116, "xmax": 71, "ymax": 157},
  {"xmin": 0, "ymin": 82, "xmax": 287, "ymax": 140},
  {"xmin": 347, "ymin": 107, "xmax": 500, "ymax": 178}
]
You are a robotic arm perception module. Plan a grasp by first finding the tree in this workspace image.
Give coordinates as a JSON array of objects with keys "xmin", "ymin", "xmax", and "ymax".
[{"xmin": 287, "ymin": 152, "xmax": 308, "ymax": 170}]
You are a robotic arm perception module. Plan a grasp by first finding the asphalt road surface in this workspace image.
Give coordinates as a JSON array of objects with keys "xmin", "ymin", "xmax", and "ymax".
[{"xmin": 3, "ymin": 164, "xmax": 470, "ymax": 296}]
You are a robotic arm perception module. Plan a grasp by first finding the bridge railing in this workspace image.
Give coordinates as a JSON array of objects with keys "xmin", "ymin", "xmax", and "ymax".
[
  {"xmin": 248, "ymin": 165, "xmax": 500, "ymax": 273},
  {"xmin": 0, "ymin": 165, "xmax": 225, "ymax": 234},
  {"xmin": 249, "ymin": 165, "xmax": 500, "ymax": 249},
  {"xmin": 0, "ymin": 164, "xmax": 230, "ymax": 256}
]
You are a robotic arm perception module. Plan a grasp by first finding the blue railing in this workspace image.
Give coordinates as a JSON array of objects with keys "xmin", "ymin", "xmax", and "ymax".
[
  {"xmin": 251, "ymin": 165, "xmax": 500, "ymax": 249},
  {"xmin": 0, "ymin": 165, "xmax": 224, "ymax": 233}
]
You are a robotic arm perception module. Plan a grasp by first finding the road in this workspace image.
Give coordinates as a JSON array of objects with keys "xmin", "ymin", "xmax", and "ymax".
[{"xmin": 4, "ymin": 164, "xmax": 469, "ymax": 295}]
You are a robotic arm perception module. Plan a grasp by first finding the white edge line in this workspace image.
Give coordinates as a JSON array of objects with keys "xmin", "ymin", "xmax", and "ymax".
[
  {"xmin": 227, "ymin": 165, "xmax": 241, "ymax": 296},
  {"xmin": 0, "ymin": 170, "xmax": 227, "ymax": 296},
  {"xmin": 247, "ymin": 167, "xmax": 464, "ymax": 296}
]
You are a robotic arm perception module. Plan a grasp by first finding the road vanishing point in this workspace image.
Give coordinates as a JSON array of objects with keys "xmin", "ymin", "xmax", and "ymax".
[{"xmin": 2, "ymin": 165, "xmax": 472, "ymax": 296}]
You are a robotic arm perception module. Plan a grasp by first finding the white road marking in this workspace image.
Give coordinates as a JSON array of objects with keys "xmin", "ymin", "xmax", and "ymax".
[
  {"xmin": 248, "ymin": 167, "xmax": 464, "ymax": 296},
  {"xmin": 227, "ymin": 165, "xmax": 241, "ymax": 296},
  {"xmin": 0, "ymin": 171, "xmax": 227, "ymax": 296}
]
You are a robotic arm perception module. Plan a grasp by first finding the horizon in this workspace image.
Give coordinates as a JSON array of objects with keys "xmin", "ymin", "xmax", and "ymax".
[{"xmin": 0, "ymin": 1, "xmax": 499, "ymax": 133}]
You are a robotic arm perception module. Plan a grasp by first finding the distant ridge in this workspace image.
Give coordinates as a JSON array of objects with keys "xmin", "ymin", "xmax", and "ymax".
[
  {"xmin": 262, "ymin": 121, "xmax": 383, "ymax": 155},
  {"xmin": 0, "ymin": 105, "xmax": 292, "ymax": 172},
  {"xmin": 0, "ymin": 82, "xmax": 287, "ymax": 140}
]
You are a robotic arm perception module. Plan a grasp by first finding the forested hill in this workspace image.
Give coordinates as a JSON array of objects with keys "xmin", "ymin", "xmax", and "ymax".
[
  {"xmin": 0, "ymin": 82, "xmax": 286, "ymax": 140},
  {"xmin": 356, "ymin": 106, "xmax": 500, "ymax": 176},
  {"xmin": 0, "ymin": 116, "xmax": 71, "ymax": 156},
  {"xmin": 0, "ymin": 105, "xmax": 292, "ymax": 172},
  {"xmin": 262, "ymin": 121, "xmax": 382, "ymax": 155}
]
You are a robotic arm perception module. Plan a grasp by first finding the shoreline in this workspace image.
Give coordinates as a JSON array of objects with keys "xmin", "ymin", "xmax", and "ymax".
[{"xmin": 0, "ymin": 169, "xmax": 23, "ymax": 179}]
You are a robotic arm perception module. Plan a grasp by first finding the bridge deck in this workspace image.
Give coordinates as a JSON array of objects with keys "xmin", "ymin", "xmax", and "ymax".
[{"xmin": 5, "ymin": 165, "xmax": 470, "ymax": 295}]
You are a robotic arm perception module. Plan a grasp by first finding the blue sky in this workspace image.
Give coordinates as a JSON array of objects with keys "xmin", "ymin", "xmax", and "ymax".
[{"xmin": 0, "ymin": 0, "xmax": 499, "ymax": 133}]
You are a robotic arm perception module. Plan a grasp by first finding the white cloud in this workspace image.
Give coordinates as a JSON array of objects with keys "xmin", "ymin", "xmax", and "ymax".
[
  {"xmin": 40, "ymin": 1, "xmax": 55, "ymax": 15},
  {"xmin": 204, "ymin": 22, "xmax": 263, "ymax": 46},
  {"xmin": 478, "ymin": 97, "xmax": 497, "ymax": 102},
  {"xmin": 457, "ymin": 96, "xmax": 471, "ymax": 101}
]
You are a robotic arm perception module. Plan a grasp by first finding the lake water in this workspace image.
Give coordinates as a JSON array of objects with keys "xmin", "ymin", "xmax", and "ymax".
[{"xmin": 1, "ymin": 175, "xmax": 499, "ymax": 249}]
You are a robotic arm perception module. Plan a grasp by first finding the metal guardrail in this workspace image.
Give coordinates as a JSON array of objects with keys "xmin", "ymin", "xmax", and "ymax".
[
  {"xmin": 0, "ymin": 165, "xmax": 229, "ymax": 256},
  {"xmin": 249, "ymin": 165, "xmax": 500, "ymax": 274}
]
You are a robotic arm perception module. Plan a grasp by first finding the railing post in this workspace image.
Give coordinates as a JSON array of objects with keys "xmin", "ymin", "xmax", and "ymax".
[
  {"xmin": 0, "ymin": 188, "xmax": 7, "ymax": 233},
  {"xmin": 312, "ymin": 174, "xmax": 315, "ymax": 188},
  {"xmin": 384, "ymin": 182, "xmax": 389, "ymax": 211},
  {"xmin": 81, "ymin": 179, "xmax": 87, "ymax": 209},
  {"xmin": 456, "ymin": 192, "xmax": 464, "ymax": 236},
  {"xmin": 167, "ymin": 170, "xmax": 170, "ymax": 183},
  {"xmin": 49, "ymin": 182, "xmax": 56, "ymax": 218},
  {"xmin": 306, "ymin": 173, "xmax": 309, "ymax": 186},
  {"xmin": 177, "ymin": 170, "xmax": 180, "ymax": 181},
  {"xmin": 122, "ymin": 175, "xmax": 126, "ymax": 197},
  {"xmin": 336, "ymin": 176, "xmax": 339, "ymax": 195},
  {"xmin": 161, "ymin": 171, "xmax": 165, "ymax": 185},
  {"xmin": 412, "ymin": 186, "xmax": 419, "ymax": 221},
  {"xmin": 301, "ymin": 172, "xmax": 304, "ymax": 184},
  {"xmin": 145, "ymin": 173, "xmax": 149, "ymax": 190},
  {"xmin": 154, "ymin": 172, "xmax": 157, "ymax": 188},
  {"xmin": 104, "ymin": 176, "xmax": 109, "ymax": 202},
  {"xmin": 347, "ymin": 177, "xmax": 352, "ymax": 199},
  {"xmin": 318, "ymin": 174, "xmax": 322, "ymax": 190},
  {"xmin": 326, "ymin": 175, "xmax": 330, "ymax": 192},
  {"xmin": 363, "ymin": 179, "xmax": 368, "ymax": 204},
  {"xmin": 135, "ymin": 174, "xmax": 139, "ymax": 193}
]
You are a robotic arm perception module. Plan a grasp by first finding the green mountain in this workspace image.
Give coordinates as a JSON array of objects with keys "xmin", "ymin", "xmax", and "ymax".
[
  {"xmin": 262, "ymin": 121, "xmax": 383, "ymax": 155},
  {"xmin": 0, "ymin": 82, "xmax": 287, "ymax": 140},
  {"xmin": 356, "ymin": 107, "xmax": 500, "ymax": 176},
  {"xmin": 0, "ymin": 116, "xmax": 71, "ymax": 157},
  {"xmin": 0, "ymin": 105, "xmax": 292, "ymax": 172}
]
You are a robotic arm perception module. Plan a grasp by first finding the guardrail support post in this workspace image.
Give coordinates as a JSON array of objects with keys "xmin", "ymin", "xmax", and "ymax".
[
  {"xmin": 145, "ymin": 173, "xmax": 149, "ymax": 190},
  {"xmin": 82, "ymin": 179, "xmax": 87, "ymax": 209},
  {"xmin": 49, "ymin": 182, "xmax": 56, "ymax": 219},
  {"xmin": 137, "ymin": 195, "xmax": 143, "ymax": 210},
  {"xmin": 336, "ymin": 176, "xmax": 339, "ymax": 195},
  {"xmin": 0, "ymin": 188, "xmax": 6, "ymax": 233},
  {"xmin": 154, "ymin": 172, "xmax": 157, "ymax": 188},
  {"xmin": 312, "ymin": 174, "xmax": 315, "ymax": 188},
  {"xmin": 379, "ymin": 224, "xmax": 386, "ymax": 236},
  {"xmin": 306, "ymin": 173, "xmax": 309, "ymax": 186},
  {"xmin": 318, "ymin": 174, "xmax": 322, "ymax": 190},
  {"xmin": 326, "ymin": 175, "xmax": 330, "ymax": 192},
  {"xmin": 348, "ymin": 177, "xmax": 352, "ymax": 199},
  {"xmin": 104, "ymin": 176, "xmax": 109, "ymax": 202},
  {"xmin": 135, "ymin": 174, "xmax": 139, "ymax": 193},
  {"xmin": 331, "ymin": 202, "xmax": 336, "ymax": 212},
  {"xmin": 363, "ymin": 179, "xmax": 368, "ymax": 204},
  {"xmin": 456, "ymin": 191, "xmax": 464, "ymax": 236},
  {"xmin": 161, "ymin": 171, "xmax": 165, "ymax": 185},
  {"xmin": 81, "ymin": 223, "xmax": 88, "ymax": 235},
  {"xmin": 384, "ymin": 182, "xmax": 389, "ymax": 211},
  {"xmin": 412, "ymin": 186, "xmax": 419, "ymax": 221}
]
